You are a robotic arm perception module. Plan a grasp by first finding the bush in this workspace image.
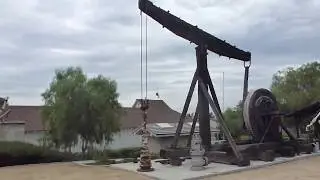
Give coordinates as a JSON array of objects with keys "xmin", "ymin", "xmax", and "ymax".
[
  {"xmin": 90, "ymin": 147, "xmax": 161, "ymax": 165},
  {"xmin": 0, "ymin": 141, "xmax": 76, "ymax": 167},
  {"xmin": 117, "ymin": 147, "xmax": 141, "ymax": 158},
  {"xmin": 91, "ymin": 147, "xmax": 141, "ymax": 160}
]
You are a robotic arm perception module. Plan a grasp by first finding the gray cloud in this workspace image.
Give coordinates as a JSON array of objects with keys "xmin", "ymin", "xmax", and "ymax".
[{"xmin": 0, "ymin": 0, "xmax": 319, "ymax": 113}]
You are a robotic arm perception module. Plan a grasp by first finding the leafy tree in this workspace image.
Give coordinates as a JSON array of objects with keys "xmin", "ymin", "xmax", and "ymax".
[
  {"xmin": 78, "ymin": 75, "xmax": 122, "ymax": 153},
  {"xmin": 270, "ymin": 61, "xmax": 320, "ymax": 111},
  {"xmin": 41, "ymin": 67, "xmax": 122, "ymax": 154},
  {"xmin": 222, "ymin": 103, "xmax": 243, "ymax": 139}
]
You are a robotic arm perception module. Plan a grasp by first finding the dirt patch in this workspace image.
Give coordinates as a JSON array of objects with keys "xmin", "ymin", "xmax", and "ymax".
[
  {"xmin": 205, "ymin": 156, "xmax": 320, "ymax": 180},
  {"xmin": 0, "ymin": 163, "xmax": 151, "ymax": 180}
]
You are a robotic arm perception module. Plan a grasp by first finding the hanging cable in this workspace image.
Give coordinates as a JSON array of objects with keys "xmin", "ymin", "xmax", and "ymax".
[
  {"xmin": 137, "ymin": 11, "xmax": 153, "ymax": 173},
  {"xmin": 140, "ymin": 10, "xmax": 143, "ymax": 100},
  {"xmin": 145, "ymin": 15, "xmax": 148, "ymax": 99}
]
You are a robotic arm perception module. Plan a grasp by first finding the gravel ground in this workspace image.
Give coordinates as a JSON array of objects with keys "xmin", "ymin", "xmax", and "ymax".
[
  {"xmin": 0, "ymin": 163, "xmax": 150, "ymax": 180},
  {"xmin": 0, "ymin": 157, "xmax": 319, "ymax": 180}
]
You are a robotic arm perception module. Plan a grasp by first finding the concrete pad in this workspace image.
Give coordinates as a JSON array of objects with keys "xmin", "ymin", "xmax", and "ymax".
[{"xmin": 111, "ymin": 153, "xmax": 320, "ymax": 180}]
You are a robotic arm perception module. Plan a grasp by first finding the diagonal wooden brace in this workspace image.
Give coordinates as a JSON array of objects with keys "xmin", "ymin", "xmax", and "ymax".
[
  {"xmin": 187, "ymin": 104, "xmax": 199, "ymax": 147},
  {"xmin": 172, "ymin": 70, "xmax": 198, "ymax": 148},
  {"xmin": 198, "ymin": 78, "xmax": 244, "ymax": 162}
]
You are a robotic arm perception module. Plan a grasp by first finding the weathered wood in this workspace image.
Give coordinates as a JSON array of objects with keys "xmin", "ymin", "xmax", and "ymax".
[
  {"xmin": 243, "ymin": 89, "xmax": 281, "ymax": 142},
  {"xmin": 138, "ymin": 0, "xmax": 251, "ymax": 61},
  {"xmin": 159, "ymin": 148, "xmax": 190, "ymax": 159},
  {"xmin": 197, "ymin": 45, "xmax": 211, "ymax": 150},
  {"xmin": 172, "ymin": 70, "xmax": 198, "ymax": 148},
  {"xmin": 258, "ymin": 150, "xmax": 275, "ymax": 162},
  {"xmin": 198, "ymin": 79, "xmax": 244, "ymax": 163},
  {"xmin": 187, "ymin": 105, "xmax": 199, "ymax": 147},
  {"xmin": 206, "ymin": 70, "xmax": 222, "ymax": 115},
  {"xmin": 205, "ymin": 151, "xmax": 250, "ymax": 166}
]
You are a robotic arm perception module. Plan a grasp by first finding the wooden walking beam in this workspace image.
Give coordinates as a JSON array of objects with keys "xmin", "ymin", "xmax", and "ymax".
[{"xmin": 138, "ymin": 0, "xmax": 251, "ymax": 61}]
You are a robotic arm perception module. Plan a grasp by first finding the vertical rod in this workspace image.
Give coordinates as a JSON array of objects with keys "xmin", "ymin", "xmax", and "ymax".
[
  {"xmin": 140, "ymin": 11, "xmax": 143, "ymax": 99},
  {"xmin": 145, "ymin": 15, "xmax": 148, "ymax": 99},
  {"xmin": 242, "ymin": 65, "xmax": 250, "ymax": 130},
  {"xmin": 172, "ymin": 71, "xmax": 198, "ymax": 148},
  {"xmin": 198, "ymin": 79, "xmax": 243, "ymax": 161},
  {"xmin": 222, "ymin": 72, "xmax": 225, "ymax": 112},
  {"xmin": 242, "ymin": 66, "xmax": 250, "ymax": 104}
]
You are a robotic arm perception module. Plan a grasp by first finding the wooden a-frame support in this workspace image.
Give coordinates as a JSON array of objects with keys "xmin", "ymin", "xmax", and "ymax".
[{"xmin": 171, "ymin": 45, "xmax": 244, "ymax": 163}]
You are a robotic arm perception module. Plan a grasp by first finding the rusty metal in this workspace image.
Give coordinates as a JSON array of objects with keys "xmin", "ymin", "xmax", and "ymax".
[
  {"xmin": 242, "ymin": 61, "xmax": 251, "ymax": 103},
  {"xmin": 137, "ymin": 99, "xmax": 154, "ymax": 172}
]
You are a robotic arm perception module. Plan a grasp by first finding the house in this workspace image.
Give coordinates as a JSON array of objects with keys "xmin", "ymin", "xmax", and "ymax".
[
  {"xmin": 0, "ymin": 106, "xmax": 45, "ymax": 145},
  {"xmin": 0, "ymin": 99, "xmax": 221, "ymax": 153}
]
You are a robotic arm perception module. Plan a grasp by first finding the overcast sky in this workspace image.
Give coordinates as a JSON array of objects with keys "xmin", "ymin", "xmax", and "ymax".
[{"xmin": 0, "ymin": 0, "xmax": 319, "ymax": 113}]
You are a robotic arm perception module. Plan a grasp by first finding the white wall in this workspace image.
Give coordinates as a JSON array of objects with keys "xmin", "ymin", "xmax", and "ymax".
[
  {"xmin": 20, "ymin": 129, "xmax": 220, "ymax": 154},
  {"xmin": 148, "ymin": 131, "xmax": 221, "ymax": 154},
  {"xmin": 106, "ymin": 128, "xmax": 142, "ymax": 149},
  {"xmin": 0, "ymin": 123, "xmax": 25, "ymax": 142},
  {"xmin": 2, "ymin": 125, "xmax": 220, "ymax": 155},
  {"xmin": 25, "ymin": 131, "xmax": 45, "ymax": 145},
  {"xmin": 69, "ymin": 128, "xmax": 142, "ymax": 152},
  {"xmin": 0, "ymin": 124, "xmax": 142, "ymax": 153}
]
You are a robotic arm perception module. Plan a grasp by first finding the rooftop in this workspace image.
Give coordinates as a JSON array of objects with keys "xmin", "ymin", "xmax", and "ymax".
[
  {"xmin": 135, "ymin": 121, "xmax": 219, "ymax": 137},
  {"xmin": 3, "ymin": 99, "xmax": 192, "ymax": 132}
]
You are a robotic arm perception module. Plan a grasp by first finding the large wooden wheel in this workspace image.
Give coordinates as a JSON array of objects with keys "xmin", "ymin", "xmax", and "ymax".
[{"xmin": 243, "ymin": 88, "xmax": 282, "ymax": 143}]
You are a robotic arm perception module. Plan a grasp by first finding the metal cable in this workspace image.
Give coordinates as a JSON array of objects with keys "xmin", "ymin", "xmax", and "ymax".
[
  {"xmin": 140, "ymin": 11, "xmax": 143, "ymax": 100},
  {"xmin": 145, "ymin": 15, "xmax": 148, "ymax": 99}
]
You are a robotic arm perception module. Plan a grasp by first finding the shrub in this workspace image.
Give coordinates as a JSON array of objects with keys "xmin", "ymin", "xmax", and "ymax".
[
  {"xmin": 94, "ymin": 147, "xmax": 141, "ymax": 159},
  {"xmin": 0, "ymin": 141, "xmax": 76, "ymax": 167},
  {"xmin": 117, "ymin": 147, "xmax": 141, "ymax": 158},
  {"xmin": 91, "ymin": 147, "xmax": 160, "ymax": 165}
]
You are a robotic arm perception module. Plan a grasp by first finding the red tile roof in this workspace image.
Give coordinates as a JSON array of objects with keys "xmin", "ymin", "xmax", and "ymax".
[
  {"xmin": 5, "ymin": 105, "xmax": 45, "ymax": 132},
  {"xmin": 3, "ymin": 99, "xmax": 190, "ymax": 132},
  {"xmin": 121, "ymin": 99, "xmax": 191, "ymax": 128}
]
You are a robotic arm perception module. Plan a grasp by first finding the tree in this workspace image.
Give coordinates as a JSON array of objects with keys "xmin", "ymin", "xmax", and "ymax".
[
  {"xmin": 78, "ymin": 75, "xmax": 122, "ymax": 153},
  {"xmin": 222, "ymin": 102, "xmax": 243, "ymax": 139},
  {"xmin": 41, "ymin": 67, "xmax": 122, "ymax": 154},
  {"xmin": 270, "ymin": 61, "xmax": 320, "ymax": 111}
]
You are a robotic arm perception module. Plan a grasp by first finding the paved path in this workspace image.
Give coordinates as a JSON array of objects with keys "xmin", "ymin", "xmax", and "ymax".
[
  {"xmin": 0, "ymin": 157, "xmax": 319, "ymax": 180},
  {"xmin": 205, "ymin": 156, "xmax": 320, "ymax": 180}
]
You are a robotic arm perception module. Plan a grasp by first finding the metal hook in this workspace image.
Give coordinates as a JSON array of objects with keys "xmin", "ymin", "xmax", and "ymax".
[{"xmin": 244, "ymin": 60, "xmax": 251, "ymax": 68}]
